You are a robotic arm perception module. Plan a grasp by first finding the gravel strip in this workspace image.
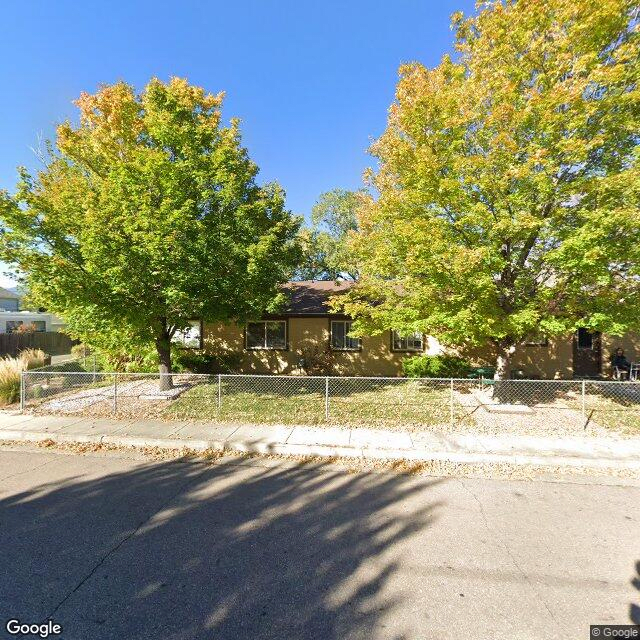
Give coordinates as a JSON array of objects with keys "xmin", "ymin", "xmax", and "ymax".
[
  {"xmin": 35, "ymin": 379, "xmax": 191, "ymax": 413},
  {"xmin": 2, "ymin": 439, "xmax": 639, "ymax": 483}
]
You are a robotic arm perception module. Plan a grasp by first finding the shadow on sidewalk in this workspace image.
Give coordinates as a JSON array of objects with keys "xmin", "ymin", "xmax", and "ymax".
[{"xmin": 0, "ymin": 454, "xmax": 443, "ymax": 639}]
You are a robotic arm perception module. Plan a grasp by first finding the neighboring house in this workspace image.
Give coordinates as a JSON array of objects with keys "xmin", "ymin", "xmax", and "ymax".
[
  {"xmin": 0, "ymin": 311, "xmax": 66, "ymax": 334},
  {"xmin": 0, "ymin": 287, "xmax": 20, "ymax": 312},
  {"xmin": 0, "ymin": 286, "xmax": 67, "ymax": 334},
  {"xmin": 201, "ymin": 280, "xmax": 640, "ymax": 379}
]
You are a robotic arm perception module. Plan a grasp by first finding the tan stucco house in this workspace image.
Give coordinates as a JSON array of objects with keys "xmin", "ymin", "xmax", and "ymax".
[{"xmin": 197, "ymin": 280, "xmax": 638, "ymax": 379}]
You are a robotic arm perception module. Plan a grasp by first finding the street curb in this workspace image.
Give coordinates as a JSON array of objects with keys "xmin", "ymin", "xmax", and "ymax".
[{"xmin": 1, "ymin": 429, "xmax": 639, "ymax": 471}]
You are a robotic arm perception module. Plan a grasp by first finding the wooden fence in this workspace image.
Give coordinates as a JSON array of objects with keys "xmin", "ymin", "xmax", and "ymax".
[{"xmin": 0, "ymin": 332, "xmax": 78, "ymax": 357}]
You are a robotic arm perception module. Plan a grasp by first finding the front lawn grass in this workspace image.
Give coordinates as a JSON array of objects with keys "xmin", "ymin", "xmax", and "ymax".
[
  {"xmin": 165, "ymin": 378, "xmax": 473, "ymax": 430},
  {"xmin": 560, "ymin": 388, "xmax": 640, "ymax": 435},
  {"xmin": 587, "ymin": 397, "xmax": 640, "ymax": 434}
]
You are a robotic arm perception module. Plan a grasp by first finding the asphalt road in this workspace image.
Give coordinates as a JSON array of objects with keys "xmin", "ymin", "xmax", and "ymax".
[{"xmin": 0, "ymin": 448, "xmax": 638, "ymax": 640}]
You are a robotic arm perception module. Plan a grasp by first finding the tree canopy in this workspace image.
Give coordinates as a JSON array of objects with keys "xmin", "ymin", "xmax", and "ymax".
[
  {"xmin": 337, "ymin": 0, "xmax": 640, "ymax": 377},
  {"xmin": 0, "ymin": 78, "xmax": 301, "ymax": 381},
  {"xmin": 297, "ymin": 188, "xmax": 360, "ymax": 281}
]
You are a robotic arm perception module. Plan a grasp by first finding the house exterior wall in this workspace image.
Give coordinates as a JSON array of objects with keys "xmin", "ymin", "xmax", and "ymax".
[
  {"xmin": 0, "ymin": 298, "xmax": 19, "ymax": 312},
  {"xmin": 203, "ymin": 319, "xmax": 640, "ymax": 379},
  {"xmin": 0, "ymin": 312, "xmax": 57, "ymax": 333},
  {"xmin": 203, "ymin": 318, "xmax": 417, "ymax": 376},
  {"xmin": 601, "ymin": 332, "xmax": 640, "ymax": 375},
  {"xmin": 474, "ymin": 333, "xmax": 640, "ymax": 378},
  {"xmin": 453, "ymin": 337, "xmax": 574, "ymax": 379},
  {"xmin": 510, "ymin": 338, "xmax": 574, "ymax": 379}
]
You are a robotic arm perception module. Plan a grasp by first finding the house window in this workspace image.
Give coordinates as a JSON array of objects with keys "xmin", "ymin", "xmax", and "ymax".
[
  {"xmin": 32, "ymin": 321, "xmax": 46, "ymax": 333},
  {"xmin": 391, "ymin": 330, "xmax": 424, "ymax": 352},
  {"xmin": 524, "ymin": 332, "xmax": 548, "ymax": 347},
  {"xmin": 245, "ymin": 321, "xmax": 287, "ymax": 350},
  {"xmin": 577, "ymin": 328, "xmax": 594, "ymax": 349},
  {"xmin": 6, "ymin": 321, "xmax": 23, "ymax": 333},
  {"xmin": 331, "ymin": 321, "xmax": 361, "ymax": 351},
  {"xmin": 173, "ymin": 320, "xmax": 202, "ymax": 349}
]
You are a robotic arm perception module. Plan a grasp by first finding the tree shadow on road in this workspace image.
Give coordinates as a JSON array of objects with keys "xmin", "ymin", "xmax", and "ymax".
[{"xmin": 0, "ymin": 454, "xmax": 443, "ymax": 640}]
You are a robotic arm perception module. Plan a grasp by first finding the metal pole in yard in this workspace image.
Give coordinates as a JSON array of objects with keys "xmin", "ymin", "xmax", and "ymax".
[
  {"xmin": 217, "ymin": 374, "xmax": 222, "ymax": 411},
  {"xmin": 93, "ymin": 354, "xmax": 97, "ymax": 383},
  {"xmin": 450, "ymin": 378, "xmax": 455, "ymax": 428},
  {"xmin": 113, "ymin": 374, "xmax": 118, "ymax": 414},
  {"xmin": 581, "ymin": 379, "xmax": 586, "ymax": 420},
  {"xmin": 20, "ymin": 371, "xmax": 25, "ymax": 413},
  {"xmin": 325, "ymin": 376, "xmax": 330, "ymax": 421}
]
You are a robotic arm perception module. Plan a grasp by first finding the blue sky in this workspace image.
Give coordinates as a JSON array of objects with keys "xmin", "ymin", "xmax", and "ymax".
[{"xmin": 0, "ymin": 0, "xmax": 475, "ymax": 287}]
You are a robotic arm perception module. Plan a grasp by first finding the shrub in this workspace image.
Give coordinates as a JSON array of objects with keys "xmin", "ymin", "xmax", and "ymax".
[
  {"xmin": 18, "ymin": 348, "xmax": 47, "ymax": 370},
  {"xmin": 93, "ymin": 346, "xmax": 158, "ymax": 373},
  {"xmin": 0, "ymin": 350, "xmax": 47, "ymax": 405},
  {"xmin": 14, "ymin": 322, "xmax": 38, "ymax": 334},
  {"xmin": 402, "ymin": 354, "xmax": 472, "ymax": 378},
  {"xmin": 71, "ymin": 343, "xmax": 241, "ymax": 374},
  {"xmin": 71, "ymin": 343, "xmax": 92, "ymax": 359},
  {"xmin": 70, "ymin": 343, "xmax": 155, "ymax": 372},
  {"xmin": 299, "ymin": 346, "xmax": 335, "ymax": 375},
  {"xmin": 0, "ymin": 358, "xmax": 22, "ymax": 405},
  {"xmin": 174, "ymin": 350, "xmax": 241, "ymax": 374}
]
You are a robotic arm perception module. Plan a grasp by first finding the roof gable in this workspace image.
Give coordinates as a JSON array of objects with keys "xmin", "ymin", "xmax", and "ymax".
[
  {"xmin": 279, "ymin": 280, "xmax": 353, "ymax": 315},
  {"xmin": 0, "ymin": 287, "xmax": 19, "ymax": 300}
]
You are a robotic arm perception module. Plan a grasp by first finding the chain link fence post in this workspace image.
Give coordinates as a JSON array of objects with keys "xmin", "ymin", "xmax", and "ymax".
[
  {"xmin": 20, "ymin": 371, "xmax": 25, "ymax": 412},
  {"xmin": 217, "ymin": 373, "xmax": 222, "ymax": 412},
  {"xmin": 113, "ymin": 374, "xmax": 117, "ymax": 414},
  {"xmin": 325, "ymin": 376, "xmax": 330, "ymax": 421},
  {"xmin": 450, "ymin": 378, "xmax": 454, "ymax": 428}
]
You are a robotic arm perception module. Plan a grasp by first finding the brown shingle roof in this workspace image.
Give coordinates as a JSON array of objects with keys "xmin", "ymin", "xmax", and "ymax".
[{"xmin": 279, "ymin": 280, "xmax": 353, "ymax": 315}]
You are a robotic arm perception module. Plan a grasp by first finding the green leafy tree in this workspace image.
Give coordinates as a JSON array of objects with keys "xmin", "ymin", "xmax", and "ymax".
[
  {"xmin": 0, "ymin": 78, "xmax": 301, "ymax": 386},
  {"xmin": 337, "ymin": 0, "xmax": 640, "ymax": 378},
  {"xmin": 297, "ymin": 189, "xmax": 360, "ymax": 280}
]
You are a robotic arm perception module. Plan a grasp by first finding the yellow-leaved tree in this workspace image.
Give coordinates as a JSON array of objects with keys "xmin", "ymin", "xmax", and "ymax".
[{"xmin": 338, "ymin": 0, "xmax": 640, "ymax": 379}]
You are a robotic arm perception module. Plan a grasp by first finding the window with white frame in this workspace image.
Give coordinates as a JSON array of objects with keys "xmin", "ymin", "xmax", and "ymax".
[
  {"xmin": 245, "ymin": 321, "xmax": 287, "ymax": 350},
  {"xmin": 172, "ymin": 320, "xmax": 202, "ymax": 349},
  {"xmin": 331, "ymin": 321, "xmax": 360, "ymax": 351},
  {"xmin": 576, "ymin": 328, "xmax": 594, "ymax": 349},
  {"xmin": 391, "ymin": 330, "xmax": 424, "ymax": 352}
]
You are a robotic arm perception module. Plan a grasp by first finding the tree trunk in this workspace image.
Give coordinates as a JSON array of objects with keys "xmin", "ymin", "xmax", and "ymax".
[
  {"xmin": 494, "ymin": 349, "xmax": 513, "ymax": 380},
  {"xmin": 156, "ymin": 336, "xmax": 173, "ymax": 391},
  {"xmin": 493, "ymin": 343, "xmax": 516, "ymax": 403}
]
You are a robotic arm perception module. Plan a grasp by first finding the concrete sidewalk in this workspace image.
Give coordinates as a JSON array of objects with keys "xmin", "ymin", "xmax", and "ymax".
[{"xmin": 1, "ymin": 410, "xmax": 640, "ymax": 470}]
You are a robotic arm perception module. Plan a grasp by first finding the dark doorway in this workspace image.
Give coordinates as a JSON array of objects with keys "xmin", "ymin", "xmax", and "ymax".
[{"xmin": 573, "ymin": 329, "xmax": 602, "ymax": 378}]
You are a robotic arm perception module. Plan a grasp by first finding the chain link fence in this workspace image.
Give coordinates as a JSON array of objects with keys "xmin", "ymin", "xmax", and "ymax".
[{"xmin": 19, "ymin": 366, "xmax": 640, "ymax": 433}]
